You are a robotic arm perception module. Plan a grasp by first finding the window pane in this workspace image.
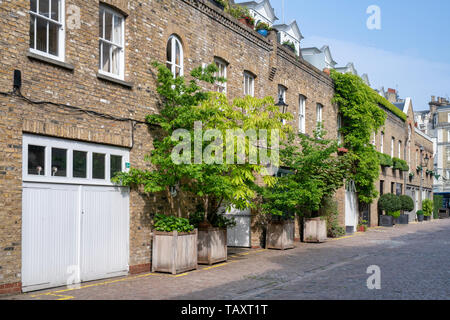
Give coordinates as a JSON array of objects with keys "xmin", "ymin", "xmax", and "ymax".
[
  {"xmin": 48, "ymin": 22, "xmax": 59, "ymax": 56},
  {"xmin": 28, "ymin": 145, "xmax": 45, "ymax": 175},
  {"xmin": 31, "ymin": 0, "xmax": 37, "ymax": 12},
  {"xmin": 102, "ymin": 42, "xmax": 111, "ymax": 72},
  {"xmin": 113, "ymin": 15, "xmax": 122, "ymax": 45},
  {"xmin": 105, "ymin": 11, "xmax": 113, "ymax": 41},
  {"xmin": 175, "ymin": 40, "xmax": 180, "ymax": 65},
  {"xmin": 30, "ymin": 16, "xmax": 35, "ymax": 49},
  {"xmin": 166, "ymin": 38, "xmax": 172, "ymax": 63},
  {"xmin": 50, "ymin": 0, "xmax": 59, "ymax": 21},
  {"xmin": 51, "ymin": 148, "xmax": 67, "ymax": 177},
  {"xmin": 36, "ymin": 17, "xmax": 47, "ymax": 53},
  {"xmin": 73, "ymin": 151, "xmax": 87, "ymax": 178},
  {"xmin": 92, "ymin": 153, "xmax": 105, "ymax": 179},
  {"xmin": 39, "ymin": 0, "xmax": 50, "ymax": 18},
  {"xmin": 110, "ymin": 155, "xmax": 122, "ymax": 179},
  {"xmin": 99, "ymin": 9, "xmax": 104, "ymax": 38},
  {"xmin": 111, "ymin": 46, "xmax": 120, "ymax": 75}
]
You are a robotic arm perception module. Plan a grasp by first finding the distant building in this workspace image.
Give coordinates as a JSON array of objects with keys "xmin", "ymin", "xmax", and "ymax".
[
  {"xmin": 273, "ymin": 20, "xmax": 303, "ymax": 55},
  {"xmin": 301, "ymin": 45, "xmax": 337, "ymax": 71},
  {"xmin": 335, "ymin": 62, "xmax": 358, "ymax": 76},
  {"xmin": 238, "ymin": 0, "xmax": 278, "ymax": 26}
]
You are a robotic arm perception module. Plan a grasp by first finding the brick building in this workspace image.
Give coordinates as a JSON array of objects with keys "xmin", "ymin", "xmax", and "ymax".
[{"xmin": 0, "ymin": 0, "xmax": 340, "ymax": 293}]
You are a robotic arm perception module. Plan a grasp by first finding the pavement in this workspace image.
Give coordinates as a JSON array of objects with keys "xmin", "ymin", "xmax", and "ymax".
[{"xmin": 4, "ymin": 219, "xmax": 450, "ymax": 300}]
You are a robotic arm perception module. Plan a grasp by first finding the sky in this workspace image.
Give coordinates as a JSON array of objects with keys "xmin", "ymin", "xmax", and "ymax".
[{"xmin": 236, "ymin": 0, "xmax": 450, "ymax": 110}]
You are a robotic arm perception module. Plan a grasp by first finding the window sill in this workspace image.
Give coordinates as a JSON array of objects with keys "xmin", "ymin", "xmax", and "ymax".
[
  {"xmin": 27, "ymin": 52, "xmax": 75, "ymax": 71},
  {"xmin": 96, "ymin": 72, "xmax": 133, "ymax": 89}
]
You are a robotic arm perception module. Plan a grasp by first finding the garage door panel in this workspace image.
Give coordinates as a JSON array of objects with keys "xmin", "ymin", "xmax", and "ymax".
[
  {"xmin": 81, "ymin": 186, "xmax": 129, "ymax": 281},
  {"xmin": 22, "ymin": 184, "xmax": 80, "ymax": 290}
]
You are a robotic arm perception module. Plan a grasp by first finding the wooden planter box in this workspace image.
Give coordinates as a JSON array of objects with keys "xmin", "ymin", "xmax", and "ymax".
[
  {"xmin": 198, "ymin": 228, "xmax": 227, "ymax": 265},
  {"xmin": 266, "ymin": 220, "xmax": 294, "ymax": 250},
  {"xmin": 152, "ymin": 230, "xmax": 198, "ymax": 275},
  {"xmin": 303, "ymin": 218, "xmax": 327, "ymax": 243}
]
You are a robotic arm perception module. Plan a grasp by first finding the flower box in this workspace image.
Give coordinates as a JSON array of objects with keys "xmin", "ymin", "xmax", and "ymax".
[
  {"xmin": 303, "ymin": 217, "xmax": 327, "ymax": 243},
  {"xmin": 152, "ymin": 229, "xmax": 198, "ymax": 274},
  {"xmin": 266, "ymin": 220, "xmax": 294, "ymax": 250},
  {"xmin": 197, "ymin": 227, "xmax": 227, "ymax": 265}
]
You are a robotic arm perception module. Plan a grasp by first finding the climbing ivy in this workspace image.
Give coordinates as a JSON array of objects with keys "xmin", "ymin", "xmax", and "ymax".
[{"xmin": 330, "ymin": 70, "xmax": 387, "ymax": 203}]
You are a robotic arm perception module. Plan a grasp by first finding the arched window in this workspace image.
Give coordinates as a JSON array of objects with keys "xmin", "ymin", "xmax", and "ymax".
[{"xmin": 166, "ymin": 35, "xmax": 183, "ymax": 77}]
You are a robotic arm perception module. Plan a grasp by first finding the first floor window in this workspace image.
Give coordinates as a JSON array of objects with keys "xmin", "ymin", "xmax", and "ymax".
[
  {"xmin": 30, "ymin": 0, "xmax": 64, "ymax": 59},
  {"xmin": 99, "ymin": 5, "xmax": 125, "ymax": 78},
  {"xmin": 214, "ymin": 58, "xmax": 227, "ymax": 94},
  {"xmin": 391, "ymin": 137, "xmax": 395, "ymax": 158},
  {"xmin": 398, "ymin": 141, "xmax": 402, "ymax": 159},
  {"xmin": 166, "ymin": 35, "xmax": 183, "ymax": 78},
  {"xmin": 244, "ymin": 72, "xmax": 255, "ymax": 97},
  {"xmin": 299, "ymin": 95, "xmax": 306, "ymax": 134},
  {"xmin": 380, "ymin": 132, "xmax": 384, "ymax": 153},
  {"xmin": 316, "ymin": 103, "xmax": 323, "ymax": 131}
]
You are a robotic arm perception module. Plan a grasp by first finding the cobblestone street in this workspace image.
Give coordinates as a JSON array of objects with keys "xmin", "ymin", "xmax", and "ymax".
[{"xmin": 4, "ymin": 219, "xmax": 450, "ymax": 300}]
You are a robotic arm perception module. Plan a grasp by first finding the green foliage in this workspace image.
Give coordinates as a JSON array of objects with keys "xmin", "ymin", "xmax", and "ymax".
[
  {"xmin": 422, "ymin": 199, "xmax": 433, "ymax": 217},
  {"xmin": 389, "ymin": 210, "xmax": 401, "ymax": 219},
  {"xmin": 433, "ymin": 195, "xmax": 443, "ymax": 219},
  {"xmin": 226, "ymin": 3, "xmax": 253, "ymax": 25},
  {"xmin": 113, "ymin": 62, "xmax": 290, "ymax": 219},
  {"xmin": 256, "ymin": 21, "xmax": 271, "ymax": 31},
  {"xmin": 393, "ymin": 157, "xmax": 409, "ymax": 171},
  {"xmin": 212, "ymin": 0, "xmax": 227, "ymax": 8},
  {"xmin": 399, "ymin": 195, "xmax": 414, "ymax": 212},
  {"xmin": 282, "ymin": 40, "xmax": 296, "ymax": 53},
  {"xmin": 320, "ymin": 197, "xmax": 346, "ymax": 238},
  {"xmin": 153, "ymin": 214, "xmax": 194, "ymax": 233},
  {"xmin": 330, "ymin": 70, "xmax": 387, "ymax": 204},
  {"xmin": 189, "ymin": 211, "xmax": 236, "ymax": 229},
  {"xmin": 416, "ymin": 210, "xmax": 424, "ymax": 216},
  {"xmin": 378, "ymin": 152, "xmax": 393, "ymax": 167},
  {"xmin": 378, "ymin": 194, "xmax": 402, "ymax": 214},
  {"xmin": 259, "ymin": 130, "xmax": 351, "ymax": 219},
  {"xmin": 374, "ymin": 94, "xmax": 407, "ymax": 122}
]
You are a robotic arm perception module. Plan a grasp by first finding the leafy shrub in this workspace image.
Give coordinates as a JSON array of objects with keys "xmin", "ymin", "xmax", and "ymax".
[
  {"xmin": 378, "ymin": 152, "xmax": 393, "ymax": 167},
  {"xmin": 416, "ymin": 210, "xmax": 424, "ymax": 216},
  {"xmin": 282, "ymin": 40, "xmax": 296, "ymax": 52},
  {"xmin": 422, "ymin": 199, "xmax": 433, "ymax": 217},
  {"xmin": 320, "ymin": 197, "xmax": 346, "ymax": 238},
  {"xmin": 378, "ymin": 194, "xmax": 401, "ymax": 214},
  {"xmin": 389, "ymin": 210, "xmax": 401, "ymax": 219},
  {"xmin": 256, "ymin": 21, "xmax": 271, "ymax": 31},
  {"xmin": 433, "ymin": 195, "xmax": 444, "ymax": 219},
  {"xmin": 189, "ymin": 211, "xmax": 236, "ymax": 229},
  {"xmin": 153, "ymin": 214, "xmax": 194, "ymax": 233},
  {"xmin": 393, "ymin": 157, "xmax": 409, "ymax": 171},
  {"xmin": 399, "ymin": 195, "xmax": 414, "ymax": 212}
]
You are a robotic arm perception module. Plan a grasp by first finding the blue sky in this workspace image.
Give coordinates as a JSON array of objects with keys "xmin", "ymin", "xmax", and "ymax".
[{"xmin": 237, "ymin": 0, "xmax": 450, "ymax": 110}]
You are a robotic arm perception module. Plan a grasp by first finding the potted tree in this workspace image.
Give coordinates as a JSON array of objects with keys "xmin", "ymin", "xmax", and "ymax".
[
  {"xmin": 422, "ymin": 199, "xmax": 433, "ymax": 221},
  {"xmin": 416, "ymin": 209, "xmax": 425, "ymax": 222},
  {"xmin": 255, "ymin": 21, "xmax": 271, "ymax": 37},
  {"xmin": 189, "ymin": 210, "xmax": 236, "ymax": 265},
  {"xmin": 378, "ymin": 194, "xmax": 401, "ymax": 227},
  {"xmin": 399, "ymin": 195, "xmax": 414, "ymax": 224},
  {"xmin": 151, "ymin": 214, "xmax": 198, "ymax": 275}
]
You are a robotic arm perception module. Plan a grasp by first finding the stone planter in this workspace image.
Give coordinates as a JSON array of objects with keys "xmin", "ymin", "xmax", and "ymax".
[
  {"xmin": 303, "ymin": 218, "xmax": 327, "ymax": 243},
  {"xmin": 399, "ymin": 214, "xmax": 409, "ymax": 225},
  {"xmin": 198, "ymin": 227, "xmax": 227, "ymax": 265},
  {"xmin": 266, "ymin": 220, "xmax": 294, "ymax": 250},
  {"xmin": 417, "ymin": 214, "xmax": 424, "ymax": 222},
  {"xmin": 438, "ymin": 209, "xmax": 449, "ymax": 219},
  {"xmin": 379, "ymin": 215, "xmax": 394, "ymax": 227},
  {"xmin": 152, "ymin": 229, "xmax": 198, "ymax": 275}
]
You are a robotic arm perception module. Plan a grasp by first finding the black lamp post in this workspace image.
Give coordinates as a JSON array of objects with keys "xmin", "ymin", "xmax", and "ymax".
[
  {"xmin": 275, "ymin": 93, "xmax": 288, "ymax": 114},
  {"xmin": 419, "ymin": 146, "xmax": 430, "ymax": 220}
]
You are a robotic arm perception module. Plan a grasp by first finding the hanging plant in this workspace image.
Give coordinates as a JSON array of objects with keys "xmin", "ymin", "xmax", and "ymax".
[{"xmin": 416, "ymin": 165, "xmax": 423, "ymax": 172}]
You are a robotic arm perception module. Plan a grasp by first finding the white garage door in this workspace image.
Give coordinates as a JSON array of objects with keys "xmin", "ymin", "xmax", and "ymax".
[
  {"xmin": 21, "ymin": 134, "xmax": 130, "ymax": 292},
  {"xmin": 224, "ymin": 207, "xmax": 251, "ymax": 248},
  {"xmin": 345, "ymin": 181, "xmax": 358, "ymax": 233}
]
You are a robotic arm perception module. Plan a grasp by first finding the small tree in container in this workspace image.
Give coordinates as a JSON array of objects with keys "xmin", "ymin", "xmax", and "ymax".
[
  {"xmin": 378, "ymin": 194, "xmax": 402, "ymax": 227},
  {"xmin": 399, "ymin": 195, "xmax": 414, "ymax": 224}
]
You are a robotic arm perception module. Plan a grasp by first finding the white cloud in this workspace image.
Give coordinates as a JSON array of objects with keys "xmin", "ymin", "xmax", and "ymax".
[{"xmin": 302, "ymin": 36, "xmax": 450, "ymax": 110}]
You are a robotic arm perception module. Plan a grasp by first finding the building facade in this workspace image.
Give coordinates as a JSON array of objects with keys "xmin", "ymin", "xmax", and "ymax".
[{"xmin": 0, "ymin": 0, "xmax": 339, "ymax": 294}]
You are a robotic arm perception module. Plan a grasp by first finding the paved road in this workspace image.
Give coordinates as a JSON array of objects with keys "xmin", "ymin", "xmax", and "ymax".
[{"xmin": 5, "ymin": 219, "xmax": 450, "ymax": 300}]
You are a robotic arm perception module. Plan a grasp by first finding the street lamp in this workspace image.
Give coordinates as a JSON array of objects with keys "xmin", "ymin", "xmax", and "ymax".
[
  {"xmin": 419, "ymin": 146, "xmax": 430, "ymax": 220},
  {"xmin": 275, "ymin": 93, "xmax": 288, "ymax": 114}
]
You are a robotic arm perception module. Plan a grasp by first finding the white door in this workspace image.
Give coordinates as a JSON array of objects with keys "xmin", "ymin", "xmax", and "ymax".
[
  {"xmin": 21, "ymin": 134, "xmax": 130, "ymax": 292},
  {"xmin": 345, "ymin": 189, "xmax": 358, "ymax": 233},
  {"xmin": 225, "ymin": 207, "xmax": 251, "ymax": 247}
]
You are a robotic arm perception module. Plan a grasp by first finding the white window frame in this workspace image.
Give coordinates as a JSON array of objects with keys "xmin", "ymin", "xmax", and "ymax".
[
  {"xmin": 23, "ymin": 134, "xmax": 130, "ymax": 186},
  {"xmin": 98, "ymin": 5, "xmax": 125, "ymax": 80},
  {"xmin": 391, "ymin": 137, "xmax": 395, "ymax": 158},
  {"xmin": 398, "ymin": 140, "xmax": 402, "ymax": 159},
  {"xmin": 166, "ymin": 35, "xmax": 184, "ymax": 78},
  {"xmin": 380, "ymin": 132, "xmax": 384, "ymax": 153},
  {"xmin": 243, "ymin": 72, "xmax": 255, "ymax": 97},
  {"xmin": 278, "ymin": 85, "xmax": 287, "ymax": 124},
  {"xmin": 316, "ymin": 103, "xmax": 323, "ymax": 127},
  {"xmin": 214, "ymin": 58, "xmax": 227, "ymax": 94},
  {"xmin": 448, "ymin": 112, "xmax": 450, "ymax": 123},
  {"xmin": 29, "ymin": 0, "xmax": 65, "ymax": 61},
  {"xmin": 299, "ymin": 95, "xmax": 306, "ymax": 134}
]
